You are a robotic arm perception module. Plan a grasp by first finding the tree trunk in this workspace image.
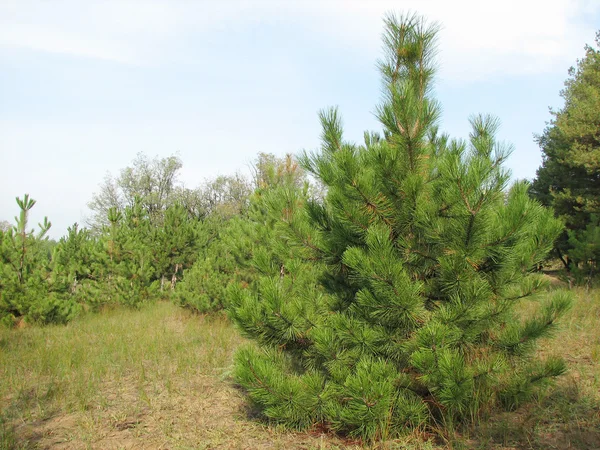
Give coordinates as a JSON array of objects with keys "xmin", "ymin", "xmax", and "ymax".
[
  {"xmin": 556, "ymin": 248, "xmax": 570, "ymax": 271},
  {"xmin": 170, "ymin": 264, "xmax": 180, "ymax": 290}
]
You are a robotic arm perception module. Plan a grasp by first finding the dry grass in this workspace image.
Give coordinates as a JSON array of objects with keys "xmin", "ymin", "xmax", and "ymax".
[
  {"xmin": 471, "ymin": 286, "xmax": 600, "ymax": 449},
  {"xmin": 1, "ymin": 286, "xmax": 599, "ymax": 450},
  {"xmin": 0, "ymin": 302, "xmax": 360, "ymax": 449}
]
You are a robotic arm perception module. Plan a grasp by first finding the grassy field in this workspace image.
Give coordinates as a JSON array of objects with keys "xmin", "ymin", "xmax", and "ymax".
[
  {"xmin": 1, "ymin": 287, "xmax": 599, "ymax": 449},
  {"xmin": 0, "ymin": 302, "xmax": 361, "ymax": 450},
  {"xmin": 473, "ymin": 284, "xmax": 600, "ymax": 450}
]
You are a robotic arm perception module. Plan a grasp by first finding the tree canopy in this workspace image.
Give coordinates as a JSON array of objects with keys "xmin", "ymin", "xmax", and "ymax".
[
  {"xmin": 87, "ymin": 153, "xmax": 185, "ymax": 231},
  {"xmin": 530, "ymin": 31, "xmax": 600, "ymax": 274},
  {"xmin": 229, "ymin": 13, "xmax": 571, "ymax": 441}
]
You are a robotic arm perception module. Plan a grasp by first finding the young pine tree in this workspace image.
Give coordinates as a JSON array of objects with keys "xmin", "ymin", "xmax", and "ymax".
[
  {"xmin": 176, "ymin": 154, "xmax": 308, "ymax": 313},
  {"xmin": 94, "ymin": 201, "xmax": 157, "ymax": 307},
  {"xmin": 52, "ymin": 222, "xmax": 98, "ymax": 305},
  {"xmin": 0, "ymin": 195, "xmax": 79, "ymax": 325},
  {"xmin": 174, "ymin": 214, "xmax": 253, "ymax": 313},
  {"xmin": 153, "ymin": 203, "xmax": 203, "ymax": 292},
  {"xmin": 229, "ymin": 13, "xmax": 571, "ymax": 441}
]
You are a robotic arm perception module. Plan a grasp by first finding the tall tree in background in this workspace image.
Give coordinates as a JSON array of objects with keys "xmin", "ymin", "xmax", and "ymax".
[
  {"xmin": 530, "ymin": 31, "xmax": 600, "ymax": 274},
  {"xmin": 87, "ymin": 153, "xmax": 253, "ymax": 231},
  {"xmin": 229, "ymin": 13, "xmax": 570, "ymax": 441},
  {"xmin": 87, "ymin": 154, "xmax": 185, "ymax": 231},
  {"xmin": 200, "ymin": 173, "xmax": 252, "ymax": 219}
]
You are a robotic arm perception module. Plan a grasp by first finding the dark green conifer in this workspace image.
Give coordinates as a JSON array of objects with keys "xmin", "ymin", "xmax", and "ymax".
[
  {"xmin": 530, "ymin": 31, "xmax": 600, "ymax": 276},
  {"xmin": 53, "ymin": 223, "xmax": 97, "ymax": 305},
  {"xmin": 153, "ymin": 203, "xmax": 203, "ymax": 292}
]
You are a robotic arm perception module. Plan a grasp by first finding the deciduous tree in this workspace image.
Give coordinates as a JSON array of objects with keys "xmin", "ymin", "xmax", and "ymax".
[{"xmin": 87, "ymin": 154, "xmax": 184, "ymax": 231}]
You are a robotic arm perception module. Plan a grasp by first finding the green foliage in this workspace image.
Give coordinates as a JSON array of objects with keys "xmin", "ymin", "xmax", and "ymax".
[
  {"xmin": 52, "ymin": 197, "xmax": 206, "ymax": 312},
  {"xmin": 530, "ymin": 31, "xmax": 600, "ymax": 275},
  {"xmin": 0, "ymin": 195, "xmax": 79, "ymax": 325},
  {"xmin": 99, "ymin": 202, "xmax": 157, "ymax": 307},
  {"xmin": 229, "ymin": 13, "xmax": 571, "ymax": 441},
  {"xmin": 2, "ymin": 151, "xmax": 311, "ymax": 320},
  {"xmin": 567, "ymin": 214, "xmax": 600, "ymax": 283},
  {"xmin": 175, "ymin": 216, "xmax": 251, "ymax": 312},
  {"xmin": 87, "ymin": 153, "xmax": 189, "ymax": 231},
  {"xmin": 4, "ymin": 153, "xmax": 265, "ymax": 320},
  {"xmin": 201, "ymin": 173, "xmax": 253, "ymax": 219},
  {"xmin": 152, "ymin": 203, "xmax": 204, "ymax": 291},
  {"xmin": 83, "ymin": 199, "xmax": 202, "ymax": 308},
  {"xmin": 52, "ymin": 223, "xmax": 98, "ymax": 305},
  {"xmin": 176, "ymin": 153, "xmax": 308, "ymax": 313}
]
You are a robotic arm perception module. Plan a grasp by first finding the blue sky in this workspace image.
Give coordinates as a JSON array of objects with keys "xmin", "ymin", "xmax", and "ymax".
[{"xmin": 1, "ymin": 0, "xmax": 599, "ymax": 239}]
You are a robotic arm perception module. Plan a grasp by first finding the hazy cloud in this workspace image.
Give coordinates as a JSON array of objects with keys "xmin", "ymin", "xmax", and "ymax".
[
  {"xmin": 1, "ymin": 0, "xmax": 597, "ymax": 78},
  {"xmin": 1, "ymin": 0, "xmax": 598, "ymax": 237}
]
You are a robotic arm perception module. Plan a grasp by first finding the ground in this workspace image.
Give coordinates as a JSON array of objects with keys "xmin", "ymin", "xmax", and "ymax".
[{"xmin": 1, "ymin": 285, "xmax": 599, "ymax": 449}]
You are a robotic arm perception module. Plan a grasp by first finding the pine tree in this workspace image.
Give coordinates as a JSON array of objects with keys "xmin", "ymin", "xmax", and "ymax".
[
  {"xmin": 175, "ymin": 215, "xmax": 251, "ymax": 313},
  {"xmin": 176, "ymin": 154, "xmax": 307, "ymax": 313},
  {"xmin": 229, "ymin": 13, "xmax": 571, "ymax": 441},
  {"xmin": 115, "ymin": 201, "xmax": 158, "ymax": 306},
  {"xmin": 52, "ymin": 223, "xmax": 98, "ymax": 305},
  {"xmin": 0, "ymin": 195, "xmax": 79, "ymax": 325},
  {"xmin": 530, "ymin": 31, "xmax": 600, "ymax": 275},
  {"xmin": 91, "ymin": 201, "xmax": 157, "ymax": 307},
  {"xmin": 153, "ymin": 203, "xmax": 203, "ymax": 292}
]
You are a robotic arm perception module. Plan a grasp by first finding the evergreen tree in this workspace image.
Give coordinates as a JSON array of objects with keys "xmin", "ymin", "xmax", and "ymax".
[
  {"xmin": 153, "ymin": 203, "xmax": 203, "ymax": 292},
  {"xmin": 52, "ymin": 223, "xmax": 98, "ymax": 305},
  {"xmin": 530, "ymin": 31, "xmax": 600, "ymax": 275},
  {"xmin": 91, "ymin": 201, "xmax": 157, "ymax": 307},
  {"xmin": 176, "ymin": 153, "xmax": 307, "ymax": 313},
  {"xmin": 53, "ymin": 201, "xmax": 203, "ymax": 310},
  {"xmin": 175, "ymin": 215, "xmax": 252, "ymax": 313},
  {"xmin": 0, "ymin": 195, "xmax": 79, "ymax": 325},
  {"xmin": 229, "ymin": 13, "xmax": 571, "ymax": 441},
  {"xmin": 114, "ymin": 201, "xmax": 158, "ymax": 306}
]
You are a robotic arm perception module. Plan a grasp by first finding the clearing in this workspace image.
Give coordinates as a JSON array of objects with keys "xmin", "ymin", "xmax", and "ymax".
[{"xmin": 1, "ymin": 287, "xmax": 599, "ymax": 449}]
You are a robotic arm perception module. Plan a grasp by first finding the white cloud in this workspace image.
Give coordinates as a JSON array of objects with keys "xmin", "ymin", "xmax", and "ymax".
[
  {"xmin": 0, "ymin": 23, "xmax": 138, "ymax": 64},
  {"xmin": 290, "ymin": 0, "xmax": 598, "ymax": 80},
  {"xmin": 0, "ymin": 0, "xmax": 597, "ymax": 78},
  {"xmin": 0, "ymin": 0, "xmax": 182, "ymax": 64}
]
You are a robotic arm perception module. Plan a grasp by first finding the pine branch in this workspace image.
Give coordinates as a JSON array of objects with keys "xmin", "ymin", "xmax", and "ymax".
[{"xmin": 350, "ymin": 179, "xmax": 395, "ymax": 228}]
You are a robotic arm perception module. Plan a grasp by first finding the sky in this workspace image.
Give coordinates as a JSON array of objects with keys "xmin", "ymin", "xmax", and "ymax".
[{"xmin": 1, "ymin": 0, "xmax": 599, "ymax": 239}]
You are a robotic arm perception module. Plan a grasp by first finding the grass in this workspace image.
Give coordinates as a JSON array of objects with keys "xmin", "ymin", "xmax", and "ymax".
[
  {"xmin": 471, "ymin": 286, "xmax": 600, "ymax": 449},
  {"xmin": 1, "ymin": 287, "xmax": 599, "ymax": 449},
  {"xmin": 0, "ymin": 302, "xmax": 356, "ymax": 449}
]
